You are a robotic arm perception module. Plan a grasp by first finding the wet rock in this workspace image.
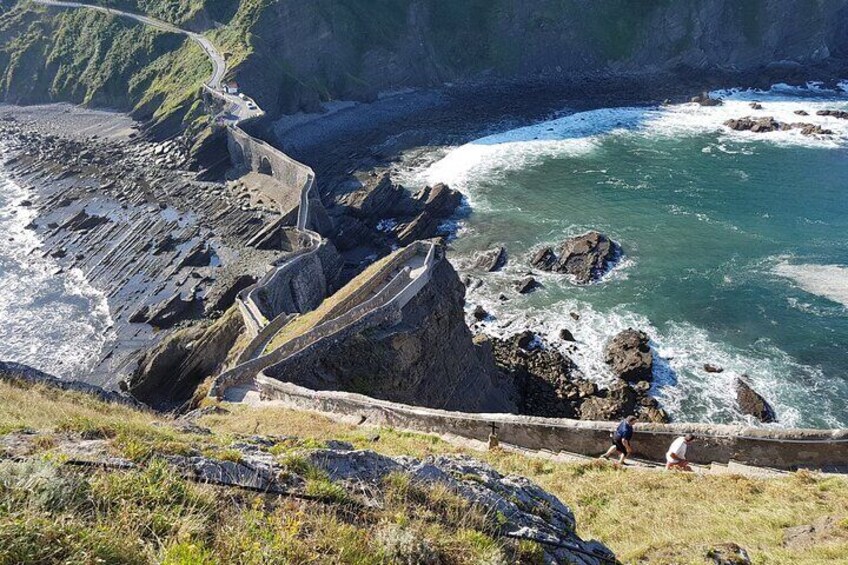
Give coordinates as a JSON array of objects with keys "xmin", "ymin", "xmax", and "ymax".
[
  {"xmin": 530, "ymin": 231, "xmax": 620, "ymax": 284},
  {"xmin": 794, "ymin": 109, "xmax": 809, "ymax": 116},
  {"xmin": 515, "ymin": 330, "xmax": 538, "ymax": 351},
  {"xmin": 472, "ymin": 245, "xmax": 507, "ymax": 272},
  {"xmin": 472, "ymin": 305, "xmax": 488, "ymax": 321},
  {"xmin": 736, "ymin": 375, "xmax": 776, "ymax": 423},
  {"xmin": 559, "ymin": 328, "xmax": 576, "ymax": 342},
  {"xmin": 706, "ymin": 543, "xmax": 752, "ymax": 565},
  {"xmin": 691, "ymin": 92, "xmax": 723, "ymax": 106},
  {"xmin": 816, "ymin": 109, "xmax": 848, "ymax": 119},
  {"xmin": 604, "ymin": 328, "xmax": 653, "ymax": 382},
  {"xmin": 514, "ymin": 275, "xmax": 539, "ymax": 294},
  {"xmin": 724, "ymin": 116, "xmax": 781, "ymax": 133},
  {"xmin": 703, "ymin": 363, "xmax": 724, "ymax": 373},
  {"xmin": 749, "ymin": 102, "xmax": 763, "ymax": 110},
  {"xmin": 798, "ymin": 123, "xmax": 833, "ymax": 136}
]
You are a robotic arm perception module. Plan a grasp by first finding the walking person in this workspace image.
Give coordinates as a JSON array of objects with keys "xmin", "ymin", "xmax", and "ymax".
[
  {"xmin": 666, "ymin": 433, "xmax": 696, "ymax": 471},
  {"xmin": 599, "ymin": 415, "xmax": 637, "ymax": 464}
]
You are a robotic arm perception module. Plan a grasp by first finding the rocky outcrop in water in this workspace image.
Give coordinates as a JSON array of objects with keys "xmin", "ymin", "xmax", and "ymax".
[
  {"xmin": 816, "ymin": 109, "xmax": 848, "ymax": 119},
  {"xmin": 736, "ymin": 376, "xmax": 777, "ymax": 423},
  {"xmin": 604, "ymin": 329, "xmax": 654, "ymax": 383},
  {"xmin": 691, "ymin": 92, "xmax": 723, "ymax": 106},
  {"xmin": 491, "ymin": 331, "xmax": 668, "ymax": 422},
  {"xmin": 472, "ymin": 245, "xmax": 507, "ymax": 272},
  {"xmin": 335, "ymin": 173, "xmax": 462, "ymax": 252},
  {"xmin": 723, "ymin": 116, "xmax": 834, "ymax": 136},
  {"xmin": 530, "ymin": 231, "xmax": 620, "ymax": 284}
]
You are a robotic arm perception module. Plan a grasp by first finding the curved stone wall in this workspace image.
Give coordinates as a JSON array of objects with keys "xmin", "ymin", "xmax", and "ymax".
[
  {"xmin": 209, "ymin": 242, "xmax": 438, "ymax": 398},
  {"xmin": 256, "ymin": 377, "xmax": 848, "ymax": 471}
]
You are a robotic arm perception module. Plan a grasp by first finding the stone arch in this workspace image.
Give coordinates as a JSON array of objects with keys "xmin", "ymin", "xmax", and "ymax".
[
  {"xmin": 258, "ymin": 155, "xmax": 273, "ymax": 176},
  {"xmin": 228, "ymin": 139, "xmax": 246, "ymax": 169}
]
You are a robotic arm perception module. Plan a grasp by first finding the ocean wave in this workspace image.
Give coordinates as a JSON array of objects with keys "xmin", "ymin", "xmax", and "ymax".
[
  {"xmin": 419, "ymin": 81, "xmax": 848, "ymax": 194},
  {"xmin": 462, "ymin": 278, "xmax": 845, "ymax": 428},
  {"xmin": 773, "ymin": 261, "xmax": 848, "ymax": 308},
  {"xmin": 0, "ymin": 152, "xmax": 113, "ymax": 378}
]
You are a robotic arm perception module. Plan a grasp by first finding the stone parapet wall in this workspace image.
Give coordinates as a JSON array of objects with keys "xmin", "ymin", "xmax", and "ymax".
[
  {"xmin": 210, "ymin": 242, "xmax": 438, "ymax": 398},
  {"xmin": 256, "ymin": 377, "xmax": 848, "ymax": 471}
]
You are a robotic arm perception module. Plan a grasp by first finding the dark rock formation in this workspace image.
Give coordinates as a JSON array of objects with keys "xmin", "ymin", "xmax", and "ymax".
[
  {"xmin": 604, "ymin": 329, "xmax": 653, "ymax": 382},
  {"xmin": 724, "ymin": 116, "xmax": 782, "ymax": 132},
  {"xmin": 704, "ymin": 364, "xmax": 724, "ymax": 373},
  {"xmin": 530, "ymin": 231, "xmax": 620, "ymax": 284},
  {"xmin": 514, "ymin": 275, "xmax": 539, "ymax": 294},
  {"xmin": 491, "ymin": 332, "xmax": 667, "ymax": 422},
  {"xmin": 691, "ymin": 92, "xmax": 723, "ymax": 106},
  {"xmin": 128, "ymin": 307, "xmax": 244, "ymax": 410},
  {"xmin": 816, "ymin": 109, "xmax": 848, "ymax": 119},
  {"xmin": 472, "ymin": 245, "xmax": 508, "ymax": 272},
  {"xmin": 559, "ymin": 328, "xmax": 576, "ymax": 342},
  {"xmin": 336, "ymin": 173, "xmax": 462, "ymax": 249},
  {"xmin": 471, "ymin": 305, "xmax": 488, "ymax": 321},
  {"xmin": 492, "ymin": 333, "xmax": 593, "ymax": 418},
  {"xmin": 794, "ymin": 109, "xmax": 809, "ymax": 116},
  {"xmin": 736, "ymin": 376, "xmax": 777, "ymax": 423},
  {"xmin": 725, "ymin": 116, "xmax": 833, "ymax": 136},
  {"xmin": 749, "ymin": 102, "xmax": 763, "ymax": 110}
]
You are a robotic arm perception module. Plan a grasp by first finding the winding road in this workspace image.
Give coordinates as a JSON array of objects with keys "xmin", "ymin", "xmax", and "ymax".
[{"xmin": 33, "ymin": 0, "xmax": 262, "ymax": 122}]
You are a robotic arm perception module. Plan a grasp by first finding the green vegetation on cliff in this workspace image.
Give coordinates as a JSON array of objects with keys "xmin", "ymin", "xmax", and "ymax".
[
  {"xmin": 0, "ymin": 2, "xmax": 210, "ymax": 131},
  {"xmin": 1, "ymin": 380, "xmax": 847, "ymax": 564}
]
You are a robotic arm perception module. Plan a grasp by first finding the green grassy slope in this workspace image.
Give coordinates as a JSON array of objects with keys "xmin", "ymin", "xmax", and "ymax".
[{"xmin": 1, "ymin": 379, "xmax": 847, "ymax": 564}]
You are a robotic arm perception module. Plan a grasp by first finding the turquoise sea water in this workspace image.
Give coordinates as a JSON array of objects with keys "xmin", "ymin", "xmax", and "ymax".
[{"xmin": 418, "ymin": 84, "xmax": 848, "ymax": 428}]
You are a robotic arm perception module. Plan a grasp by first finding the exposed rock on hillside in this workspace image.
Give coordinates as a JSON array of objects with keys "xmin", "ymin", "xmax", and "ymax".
[
  {"xmin": 127, "ymin": 306, "xmax": 244, "ymax": 410},
  {"xmin": 604, "ymin": 329, "xmax": 654, "ymax": 382},
  {"xmin": 736, "ymin": 376, "xmax": 777, "ymax": 423},
  {"xmin": 530, "ymin": 231, "xmax": 620, "ymax": 284}
]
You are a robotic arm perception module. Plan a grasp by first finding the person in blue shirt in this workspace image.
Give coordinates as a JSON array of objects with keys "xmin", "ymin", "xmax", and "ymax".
[{"xmin": 599, "ymin": 415, "xmax": 637, "ymax": 464}]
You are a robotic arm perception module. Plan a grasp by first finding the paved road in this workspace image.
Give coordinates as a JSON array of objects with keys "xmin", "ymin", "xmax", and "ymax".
[{"xmin": 33, "ymin": 0, "xmax": 263, "ymax": 123}]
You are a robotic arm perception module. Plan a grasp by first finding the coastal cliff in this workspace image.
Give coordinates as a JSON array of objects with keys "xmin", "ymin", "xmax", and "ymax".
[{"xmin": 2, "ymin": 0, "xmax": 848, "ymax": 132}]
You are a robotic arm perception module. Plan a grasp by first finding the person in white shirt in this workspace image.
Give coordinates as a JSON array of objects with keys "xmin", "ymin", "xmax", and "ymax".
[{"xmin": 666, "ymin": 433, "xmax": 695, "ymax": 471}]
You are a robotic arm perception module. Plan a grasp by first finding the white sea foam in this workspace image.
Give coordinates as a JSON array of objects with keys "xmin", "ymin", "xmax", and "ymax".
[
  {"xmin": 462, "ymin": 267, "xmax": 844, "ymax": 428},
  {"xmin": 773, "ymin": 262, "xmax": 848, "ymax": 308},
  {"xmin": 418, "ymin": 82, "xmax": 848, "ymax": 195},
  {"xmin": 0, "ymin": 151, "xmax": 113, "ymax": 378}
]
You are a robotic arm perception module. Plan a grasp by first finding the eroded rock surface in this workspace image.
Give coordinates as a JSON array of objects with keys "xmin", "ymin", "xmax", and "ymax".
[
  {"xmin": 530, "ymin": 231, "xmax": 620, "ymax": 284},
  {"xmin": 604, "ymin": 329, "xmax": 653, "ymax": 383},
  {"xmin": 736, "ymin": 376, "xmax": 777, "ymax": 423}
]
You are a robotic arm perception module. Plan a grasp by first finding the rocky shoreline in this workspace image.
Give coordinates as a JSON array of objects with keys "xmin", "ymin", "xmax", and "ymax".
[
  {"xmin": 0, "ymin": 104, "xmax": 279, "ymax": 396},
  {"xmin": 0, "ymin": 67, "xmax": 821, "ymax": 420}
]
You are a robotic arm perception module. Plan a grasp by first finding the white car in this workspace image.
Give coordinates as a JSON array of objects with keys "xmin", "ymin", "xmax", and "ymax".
[{"xmin": 239, "ymin": 93, "xmax": 247, "ymax": 100}]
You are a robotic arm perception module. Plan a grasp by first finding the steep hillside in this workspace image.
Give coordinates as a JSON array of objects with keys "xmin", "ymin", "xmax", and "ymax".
[
  {"xmin": 1, "ymin": 377, "xmax": 847, "ymax": 563},
  {"xmin": 2, "ymin": 0, "xmax": 848, "ymax": 133}
]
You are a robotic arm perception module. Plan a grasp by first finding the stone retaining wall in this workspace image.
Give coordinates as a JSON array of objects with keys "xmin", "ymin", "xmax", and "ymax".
[{"xmin": 256, "ymin": 377, "xmax": 848, "ymax": 471}]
